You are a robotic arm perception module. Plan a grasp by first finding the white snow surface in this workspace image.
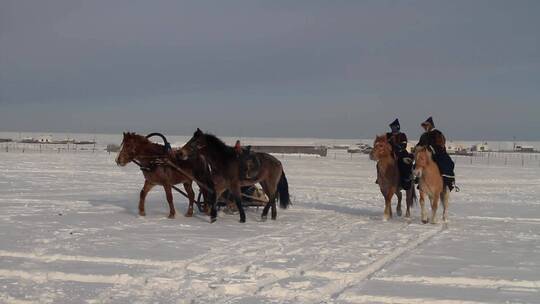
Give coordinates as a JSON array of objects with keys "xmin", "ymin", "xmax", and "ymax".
[{"xmin": 1, "ymin": 147, "xmax": 539, "ymax": 303}]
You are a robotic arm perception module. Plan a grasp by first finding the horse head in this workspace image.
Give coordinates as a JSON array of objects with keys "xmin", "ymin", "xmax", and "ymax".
[
  {"xmin": 116, "ymin": 132, "xmax": 144, "ymax": 166},
  {"xmin": 413, "ymin": 145, "xmax": 432, "ymax": 177},
  {"xmin": 178, "ymin": 128, "xmax": 206, "ymax": 160},
  {"xmin": 369, "ymin": 135, "xmax": 392, "ymax": 161}
]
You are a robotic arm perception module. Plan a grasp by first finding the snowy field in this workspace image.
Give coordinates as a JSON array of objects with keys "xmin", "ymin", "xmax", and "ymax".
[{"xmin": 1, "ymin": 146, "xmax": 539, "ymax": 303}]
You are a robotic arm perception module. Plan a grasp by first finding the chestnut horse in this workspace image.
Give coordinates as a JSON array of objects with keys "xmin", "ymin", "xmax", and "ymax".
[
  {"xmin": 413, "ymin": 146, "xmax": 450, "ymax": 224},
  {"xmin": 115, "ymin": 132, "xmax": 210, "ymax": 218},
  {"xmin": 370, "ymin": 135, "xmax": 415, "ymax": 220},
  {"xmin": 178, "ymin": 129, "xmax": 290, "ymax": 223}
]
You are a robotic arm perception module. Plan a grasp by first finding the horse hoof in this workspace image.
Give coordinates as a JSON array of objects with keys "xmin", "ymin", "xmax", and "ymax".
[
  {"xmin": 168, "ymin": 214, "xmax": 176, "ymax": 219},
  {"xmin": 271, "ymin": 216, "xmax": 277, "ymax": 221},
  {"xmin": 397, "ymin": 209, "xmax": 402, "ymax": 217},
  {"xmin": 405, "ymin": 212, "xmax": 410, "ymax": 218},
  {"xmin": 261, "ymin": 215, "xmax": 267, "ymax": 221},
  {"xmin": 184, "ymin": 212, "xmax": 193, "ymax": 217},
  {"xmin": 239, "ymin": 218, "xmax": 246, "ymax": 223},
  {"xmin": 210, "ymin": 217, "xmax": 217, "ymax": 223},
  {"xmin": 422, "ymin": 219, "xmax": 428, "ymax": 224},
  {"xmin": 139, "ymin": 211, "xmax": 146, "ymax": 216}
]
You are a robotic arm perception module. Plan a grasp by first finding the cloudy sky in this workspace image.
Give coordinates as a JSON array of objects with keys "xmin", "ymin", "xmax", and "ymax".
[{"xmin": 1, "ymin": 0, "xmax": 539, "ymax": 140}]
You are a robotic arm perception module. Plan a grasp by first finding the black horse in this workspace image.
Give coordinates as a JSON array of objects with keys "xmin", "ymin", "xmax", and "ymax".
[{"xmin": 178, "ymin": 129, "xmax": 290, "ymax": 223}]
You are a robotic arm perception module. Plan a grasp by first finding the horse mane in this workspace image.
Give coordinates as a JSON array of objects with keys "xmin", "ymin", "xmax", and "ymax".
[
  {"xmin": 374, "ymin": 134, "xmax": 391, "ymax": 147},
  {"xmin": 125, "ymin": 132, "xmax": 167, "ymax": 154},
  {"xmin": 374, "ymin": 134, "xmax": 389, "ymax": 143},
  {"xmin": 414, "ymin": 145, "xmax": 433, "ymax": 163},
  {"xmin": 203, "ymin": 133, "xmax": 236, "ymax": 159}
]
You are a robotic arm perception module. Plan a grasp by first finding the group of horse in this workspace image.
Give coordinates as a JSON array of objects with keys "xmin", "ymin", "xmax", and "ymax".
[
  {"xmin": 370, "ymin": 135, "xmax": 451, "ymax": 224},
  {"xmin": 115, "ymin": 129, "xmax": 290, "ymax": 223},
  {"xmin": 115, "ymin": 129, "xmax": 450, "ymax": 225}
]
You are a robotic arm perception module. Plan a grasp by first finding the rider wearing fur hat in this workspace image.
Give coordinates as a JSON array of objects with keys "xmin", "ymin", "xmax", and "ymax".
[
  {"xmin": 386, "ymin": 119, "xmax": 413, "ymax": 190},
  {"xmin": 417, "ymin": 117, "xmax": 456, "ymax": 191}
]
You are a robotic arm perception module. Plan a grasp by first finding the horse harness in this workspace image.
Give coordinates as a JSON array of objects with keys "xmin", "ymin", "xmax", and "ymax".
[{"xmin": 132, "ymin": 157, "xmax": 170, "ymax": 172}]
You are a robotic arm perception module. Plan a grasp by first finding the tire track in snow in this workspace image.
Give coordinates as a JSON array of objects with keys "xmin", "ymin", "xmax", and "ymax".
[
  {"xmin": 215, "ymin": 211, "xmax": 427, "ymax": 302},
  {"xmin": 338, "ymin": 294, "xmax": 489, "ymax": 304},
  {"xmin": 371, "ymin": 275, "xmax": 540, "ymax": 290},
  {"xmin": 90, "ymin": 210, "xmax": 310, "ymax": 303},
  {"xmin": 329, "ymin": 223, "xmax": 446, "ymax": 300},
  {"xmin": 251, "ymin": 220, "xmax": 444, "ymax": 302},
  {"xmin": 0, "ymin": 250, "xmax": 189, "ymax": 269}
]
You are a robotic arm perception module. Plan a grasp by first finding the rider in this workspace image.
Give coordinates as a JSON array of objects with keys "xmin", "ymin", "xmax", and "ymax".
[
  {"xmin": 416, "ymin": 117, "xmax": 456, "ymax": 191},
  {"xmin": 234, "ymin": 140, "xmax": 243, "ymax": 155},
  {"xmin": 386, "ymin": 119, "xmax": 413, "ymax": 190}
]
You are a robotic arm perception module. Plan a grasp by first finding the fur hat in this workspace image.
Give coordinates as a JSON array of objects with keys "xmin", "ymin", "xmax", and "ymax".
[
  {"xmin": 421, "ymin": 116, "xmax": 434, "ymax": 128},
  {"xmin": 389, "ymin": 118, "xmax": 400, "ymax": 131}
]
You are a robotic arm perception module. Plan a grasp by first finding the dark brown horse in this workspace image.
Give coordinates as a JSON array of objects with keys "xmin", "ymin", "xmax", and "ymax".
[
  {"xmin": 178, "ymin": 129, "xmax": 290, "ymax": 223},
  {"xmin": 115, "ymin": 132, "xmax": 210, "ymax": 218},
  {"xmin": 370, "ymin": 135, "xmax": 415, "ymax": 220}
]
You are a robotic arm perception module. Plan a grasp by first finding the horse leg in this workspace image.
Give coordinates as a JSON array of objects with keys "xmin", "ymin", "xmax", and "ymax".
[
  {"xmin": 419, "ymin": 190, "xmax": 428, "ymax": 224},
  {"xmin": 441, "ymin": 188, "xmax": 450, "ymax": 222},
  {"xmin": 259, "ymin": 181, "xmax": 275, "ymax": 221},
  {"xmin": 209, "ymin": 185, "xmax": 226, "ymax": 223},
  {"xmin": 265, "ymin": 181, "xmax": 279, "ymax": 220},
  {"xmin": 270, "ymin": 195, "xmax": 277, "ymax": 220},
  {"xmin": 430, "ymin": 193, "xmax": 440, "ymax": 224},
  {"xmin": 138, "ymin": 181, "xmax": 154, "ymax": 216},
  {"xmin": 209, "ymin": 190, "xmax": 218, "ymax": 223},
  {"xmin": 231, "ymin": 185, "xmax": 246, "ymax": 223},
  {"xmin": 395, "ymin": 190, "xmax": 403, "ymax": 217},
  {"xmin": 260, "ymin": 181, "xmax": 270, "ymax": 220},
  {"xmin": 183, "ymin": 182, "xmax": 195, "ymax": 217},
  {"xmin": 261, "ymin": 202, "xmax": 272, "ymax": 221},
  {"xmin": 405, "ymin": 188, "xmax": 413, "ymax": 218},
  {"xmin": 163, "ymin": 185, "xmax": 176, "ymax": 219},
  {"xmin": 383, "ymin": 191, "xmax": 393, "ymax": 221},
  {"xmin": 200, "ymin": 189, "xmax": 211, "ymax": 215}
]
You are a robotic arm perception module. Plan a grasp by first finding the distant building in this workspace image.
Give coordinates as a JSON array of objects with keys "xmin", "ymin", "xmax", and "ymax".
[
  {"xmin": 514, "ymin": 145, "xmax": 534, "ymax": 152},
  {"xmin": 471, "ymin": 142, "xmax": 490, "ymax": 152},
  {"xmin": 447, "ymin": 142, "xmax": 469, "ymax": 155},
  {"xmin": 38, "ymin": 135, "xmax": 53, "ymax": 143}
]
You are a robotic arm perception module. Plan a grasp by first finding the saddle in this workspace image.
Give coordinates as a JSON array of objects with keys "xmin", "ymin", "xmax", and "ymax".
[{"xmin": 238, "ymin": 146, "xmax": 261, "ymax": 180}]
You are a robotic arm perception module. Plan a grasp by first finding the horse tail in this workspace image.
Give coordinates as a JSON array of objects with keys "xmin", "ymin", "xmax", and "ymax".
[
  {"xmin": 276, "ymin": 171, "xmax": 291, "ymax": 209},
  {"xmin": 409, "ymin": 180, "xmax": 417, "ymax": 208}
]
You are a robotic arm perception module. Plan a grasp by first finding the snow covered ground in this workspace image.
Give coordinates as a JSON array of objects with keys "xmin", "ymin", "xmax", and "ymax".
[{"xmin": 0, "ymin": 147, "xmax": 539, "ymax": 303}]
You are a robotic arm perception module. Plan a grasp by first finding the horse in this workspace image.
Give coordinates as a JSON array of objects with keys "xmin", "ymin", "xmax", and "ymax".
[
  {"xmin": 369, "ymin": 135, "xmax": 415, "ymax": 221},
  {"xmin": 413, "ymin": 146, "xmax": 450, "ymax": 224},
  {"xmin": 115, "ymin": 132, "xmax": 210, "ymax": 218},
  {"xmin": 178, "ymin": 129, "xmax": 290, "ymax": 223}
]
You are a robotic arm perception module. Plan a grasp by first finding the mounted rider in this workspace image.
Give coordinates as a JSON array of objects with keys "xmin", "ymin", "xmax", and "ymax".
[
  {"xmin": 386, "ymin": 119, "xmax": 413, "ymax": 190},
  {"xmin": 416, "ymin": 117, "xmax": 456, "ymax": 191}
]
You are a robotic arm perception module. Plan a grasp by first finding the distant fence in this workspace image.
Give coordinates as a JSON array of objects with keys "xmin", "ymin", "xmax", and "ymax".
[
  {"xmin": 324, "ymin": 150, "xmax": 540, "ymax": 168},
  {"xmin": 251, "ymin": 145, "xmax": 328, "ymax": 157},
  {"xmin": 453, "ymin": 152, "xmax": 540, "ymax": 168},
  {"xmin": 2, "ymin": 143, "xmax": 539, "ymax": 168},
  {"xmin": 0, "ymin": 142, "xmax": 100, "ymax": 154}
]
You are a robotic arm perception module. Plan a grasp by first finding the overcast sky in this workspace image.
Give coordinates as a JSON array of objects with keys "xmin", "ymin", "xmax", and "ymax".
[{"xmin": 1, "ymin": 0, "xmax": 539, "ymax": 140}]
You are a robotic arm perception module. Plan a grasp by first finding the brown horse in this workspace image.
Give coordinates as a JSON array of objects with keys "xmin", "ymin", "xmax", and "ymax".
[
  {"xmin": 413, "ymin": 146, "xmax": 450, "ymax": 224},
  {"xmin": 369, "ymin": 135, "xmax": 415, "ymax": 221},
  {"xmin": 178, "ymin": 129, "xmax": 290, "ymax": 223},
  {"xmin": 115, "ymin": 132, "xmax": 210, "ymax": 218}
]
